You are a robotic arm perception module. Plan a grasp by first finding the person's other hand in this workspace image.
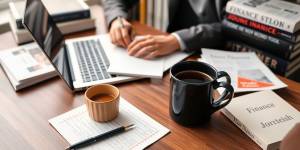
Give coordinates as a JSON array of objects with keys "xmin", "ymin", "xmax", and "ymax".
[
  {"xmin": 109, "ymin": 17, "xmax": 134, "ymax": 48},
  {"xmin": 127, "ymin": 35, "xmax": 181, "ymax": 59}
]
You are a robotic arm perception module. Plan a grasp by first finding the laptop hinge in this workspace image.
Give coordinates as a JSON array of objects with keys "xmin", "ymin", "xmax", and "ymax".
[{"xmin": 64, "ymin": 44, "xmax": 76, "ymax": 84}]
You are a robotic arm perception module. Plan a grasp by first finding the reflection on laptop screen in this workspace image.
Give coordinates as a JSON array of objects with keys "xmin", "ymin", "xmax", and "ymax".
[
  {"xmin": 23, "ymin": 0, "xmax": 63, "ymax": 59},
  {"xmin": 23, "ymin": 0, "xmax": 73, "ymax": 89}
]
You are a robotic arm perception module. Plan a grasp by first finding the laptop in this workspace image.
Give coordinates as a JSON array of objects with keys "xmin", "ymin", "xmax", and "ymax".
[{"xmin": 22, "ymin": 0, "xmax": 139, "ymax": 91}]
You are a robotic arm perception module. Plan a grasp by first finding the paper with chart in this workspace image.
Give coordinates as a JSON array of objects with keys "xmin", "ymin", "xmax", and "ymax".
[
  {"xmin": 49, "ymin": 97, "xmax": 170, "ymax": 150},
  {"xmin": 200, "ymin": 49, "xmax": 287, "ymax": 92}
]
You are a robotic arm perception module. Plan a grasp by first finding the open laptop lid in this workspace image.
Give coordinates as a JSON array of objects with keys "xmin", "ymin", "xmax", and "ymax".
[{"xmin": 22, "ymin": 0, "xmax": 74, "ymax": 90}]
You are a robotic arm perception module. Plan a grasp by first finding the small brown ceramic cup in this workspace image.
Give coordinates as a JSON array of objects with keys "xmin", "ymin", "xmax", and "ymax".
[{"xmin": 84, "ymin": 84, "xmax": 120, "ymax": 122}]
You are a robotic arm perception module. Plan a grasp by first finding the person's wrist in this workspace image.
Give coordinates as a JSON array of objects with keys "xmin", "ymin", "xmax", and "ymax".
[
  {"xmin": 168, "ymin": 34, "xmax": 181, "ymax": 51},
  {"xmin": 110, "ymin": 18, "xmax": 120, "ymax": 29}
]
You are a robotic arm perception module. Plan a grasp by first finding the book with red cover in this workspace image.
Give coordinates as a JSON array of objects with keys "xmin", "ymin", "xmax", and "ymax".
[{"xmin": 225, "ymin": 13, "xmax": 300, "ymax": 43}]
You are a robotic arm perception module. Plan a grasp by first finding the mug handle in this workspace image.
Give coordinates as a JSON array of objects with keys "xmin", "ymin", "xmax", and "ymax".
[{"xmin": 211, "ymin": 71, "xmax": 234, "ymax": 111}]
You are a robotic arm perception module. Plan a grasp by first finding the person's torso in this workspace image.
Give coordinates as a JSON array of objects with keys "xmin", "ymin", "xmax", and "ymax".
[{"xmin": 167, "ymin": 0, "xmax": 220, "ymax": 32}]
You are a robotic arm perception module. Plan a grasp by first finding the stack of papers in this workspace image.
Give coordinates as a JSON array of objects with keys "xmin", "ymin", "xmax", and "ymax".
[
  {"xmin": 200, "ymin": 49, "xmax": 287, "ymax": 92},
  {"xmin": 49, "ymin": 97, "xmax": 170, "ymax": 150},
  {"xmin": 99, "ymin": 35, "xmax": 190, "ymax": 79}
]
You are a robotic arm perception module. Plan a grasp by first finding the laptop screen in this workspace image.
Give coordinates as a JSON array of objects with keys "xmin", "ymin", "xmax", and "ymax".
[{"xmin": 23, "ymin": 0, "xmax": 74, "ymax": 90}]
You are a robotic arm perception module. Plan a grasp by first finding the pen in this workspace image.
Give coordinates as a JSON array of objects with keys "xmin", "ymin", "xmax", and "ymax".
[
  {"xmin": 66, "ymin": 124, "xmax": 135, "ymax": 150},
  {"xmin": 118, "ymin": 16, "xmax": 125, "ymax": 28}
]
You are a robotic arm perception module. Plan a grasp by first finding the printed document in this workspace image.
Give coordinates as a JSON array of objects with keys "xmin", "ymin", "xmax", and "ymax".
[
  {"xmin": 200, "ymin": 49, "xmax": 287, "ymax": 92},
  {"xmin": 49, "ymin": 97, "xmax": 170, "ymax": 150}
]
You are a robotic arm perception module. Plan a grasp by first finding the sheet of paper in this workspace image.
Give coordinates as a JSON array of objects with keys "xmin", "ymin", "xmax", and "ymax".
[
  {"xmin": 49, "ymin": 97, "xmax": 170, "ymax": 150},
  {"xmin": 200, "ymin": 49, "xmax": 287, "ymax": 92},
  {"xmin": 99, "ymin": 35, "xmax": 164, "ymax": 78}
]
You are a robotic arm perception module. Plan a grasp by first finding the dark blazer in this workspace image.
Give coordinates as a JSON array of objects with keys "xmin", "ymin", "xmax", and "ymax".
[{"xmin": 103, "ymin": 0, "xmax": 228, "ymax": 51}]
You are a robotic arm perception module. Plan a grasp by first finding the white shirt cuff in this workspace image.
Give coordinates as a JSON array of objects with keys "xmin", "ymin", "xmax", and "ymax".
[{"xmin": 171, "ymin": 33, "xmax": 187, "ymax": 51}]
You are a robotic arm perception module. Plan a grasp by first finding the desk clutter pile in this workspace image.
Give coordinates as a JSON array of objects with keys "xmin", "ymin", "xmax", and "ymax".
[
  {"xmin": 0, "ymin": 0, "xmax": 95, "ymax": 91},
  {"xmin": 9, "ymin": 0, "xmax": 95, "ymax": 44},
  {"xmin": 222, "ymin": 0, "xmax": 300, "ymax": 82}
]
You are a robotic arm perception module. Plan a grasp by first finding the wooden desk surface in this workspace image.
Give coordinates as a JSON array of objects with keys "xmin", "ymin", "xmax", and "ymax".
[{"xmin": 1, "ymin": 7, "xmax": 300, "ymax": 150}]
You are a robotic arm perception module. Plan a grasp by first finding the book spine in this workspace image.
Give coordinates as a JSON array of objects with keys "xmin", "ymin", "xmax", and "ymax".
[
  {"xmin": 225, "ymin": 13, "xmax": 299, "ymax": 43},
  {"xmin": 16, "ymin": 10, "xmax": 91, "ymax": 29},
  {"xmin": 225, "ymin": 41, "xmax": 288, "ymax": 76},
  {"xmin": 139, "ymin": 0, "xmax": 147, "ymax": 24},
  {"xmin": 221, "ymin": 108, "xmax": 268, "ymax": 150},
  {"xmin": 226, "ymin": 1, "xmax": 296, "ymax": 33},
  {"xmin": 153, "ymin": 0, "xmax": 162, "ymax": 30},
  {"xmin": 52, "ymin": 10, "xmax": 90, "ymax": 23},
  {"xmin": 146, "ymin": 0, "xmax": 153, "ymax": 27},
  {"xmin": 161, "ymin": 0, "xmax": 168, "ymax": 32},
  {"xmin": 222, "ymin": 19, "xmax": 295, "ymax": 56}
]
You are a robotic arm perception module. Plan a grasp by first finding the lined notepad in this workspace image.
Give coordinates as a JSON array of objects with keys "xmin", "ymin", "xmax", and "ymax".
[{"xmin": 49, "ymin": 98, "xmax": 170, "ymax": 150}]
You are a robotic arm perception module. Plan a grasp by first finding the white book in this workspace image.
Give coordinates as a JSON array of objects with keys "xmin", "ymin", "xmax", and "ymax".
[
  {"xmin": 161, "ymin": 0, "xmax": 169, "ymax": 32},
  {"xmin": 226, "ymin": 0, "xmax": 300, "ymax": 33},
  {"xmin": 222, "ymin": 90, "xmax": 300, "ymax": 150},
  {"xmin": 0, "ymin": 43, "xmax": 57, "ymax": 91},
  {"xmin": 49, "ymin": 97, "xmax": 170, "ymax": 150}
]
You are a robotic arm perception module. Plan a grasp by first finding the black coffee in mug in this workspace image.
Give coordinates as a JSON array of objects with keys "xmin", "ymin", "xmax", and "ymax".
[
  {"xmin": 175, "ymin": 70, "xmax": 213, "ymax": 83},
  {"xmin": 170, "ymin": 61, "xmax": 234, "ymax": 126}
]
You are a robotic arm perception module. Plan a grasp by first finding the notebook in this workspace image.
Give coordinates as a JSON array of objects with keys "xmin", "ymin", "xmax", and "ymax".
[
  {"xmin": 102, "ymin": 35, "xmax": 165, "ymax": 79},
  {"xmin": 49, "ymin": 97, "xmax": 170, "ymax": 150}
]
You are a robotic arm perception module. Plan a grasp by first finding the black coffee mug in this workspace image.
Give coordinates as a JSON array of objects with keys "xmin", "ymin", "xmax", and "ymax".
[{"xmin": 169, "ymin": 61, "xmax": 234, "ymax": 126}]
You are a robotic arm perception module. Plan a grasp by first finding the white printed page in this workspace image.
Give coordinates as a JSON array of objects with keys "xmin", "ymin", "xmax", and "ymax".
[
  {"xmin": 49, "ymin": 97, "xmax": 170, "ymax": 150},
  {"xmin": 200, "ymin": 49, "xmax": 287, "ymax": 92}
]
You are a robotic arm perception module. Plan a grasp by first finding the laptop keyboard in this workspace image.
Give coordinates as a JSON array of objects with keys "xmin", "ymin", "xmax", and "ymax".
[{"xmin": 73, "ymin": 39, "xmax": 111, "ymax": 83}]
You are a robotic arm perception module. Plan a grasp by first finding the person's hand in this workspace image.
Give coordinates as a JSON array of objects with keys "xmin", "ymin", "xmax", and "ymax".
[
  {"xmin": 109, "ymin": 17, "xmax": 134, "ymax": 48},
  {"xmin": 127, "ymin": 35, "xmax": 181, "ymax": 59}
]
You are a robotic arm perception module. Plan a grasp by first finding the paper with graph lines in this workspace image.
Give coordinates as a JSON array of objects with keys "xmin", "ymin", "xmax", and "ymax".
[{"xmin": 49, "ymin": 97, "xmax": 170, "ymax": 150}]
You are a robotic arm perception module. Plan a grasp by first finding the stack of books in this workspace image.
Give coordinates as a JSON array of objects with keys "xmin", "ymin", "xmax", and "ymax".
[
  {"xmin": 222, "ymin": 0, "xmax": 300, "ymax": 78},
  {"xmin": 9, "ymin": 0, "xmax": 95, "ymax": 44},
  {"xmin": 137, "ymin": 0, "xmax": 168, "ymax": 32}
]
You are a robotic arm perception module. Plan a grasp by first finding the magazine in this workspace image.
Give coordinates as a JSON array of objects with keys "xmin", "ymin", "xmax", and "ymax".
[
  {"xmin": 200, "ymin": 49, "xmax": 287, "ymax": 92},
  {"xmin": 0, "ymin": 43, "xmax": 57, "ymax": 91}
]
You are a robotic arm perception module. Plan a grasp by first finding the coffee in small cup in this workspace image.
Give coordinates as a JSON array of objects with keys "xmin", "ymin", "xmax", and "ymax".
[
  {"xmin": 85, "ymin": 84, "xmax": 120, "ymax": 122},
  {"xmin": 90, "ymin": 94, "xmax": 116, "ymax": 103}
]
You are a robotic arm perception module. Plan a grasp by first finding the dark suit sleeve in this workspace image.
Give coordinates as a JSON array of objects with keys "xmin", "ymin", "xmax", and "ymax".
[
  {"xmin": 103, "ymin": 0, "xmax": 138, "ymax": 28},
  {"xmin": 174, "ymin": 22, "xmax": 223, "ymax": 51}
]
